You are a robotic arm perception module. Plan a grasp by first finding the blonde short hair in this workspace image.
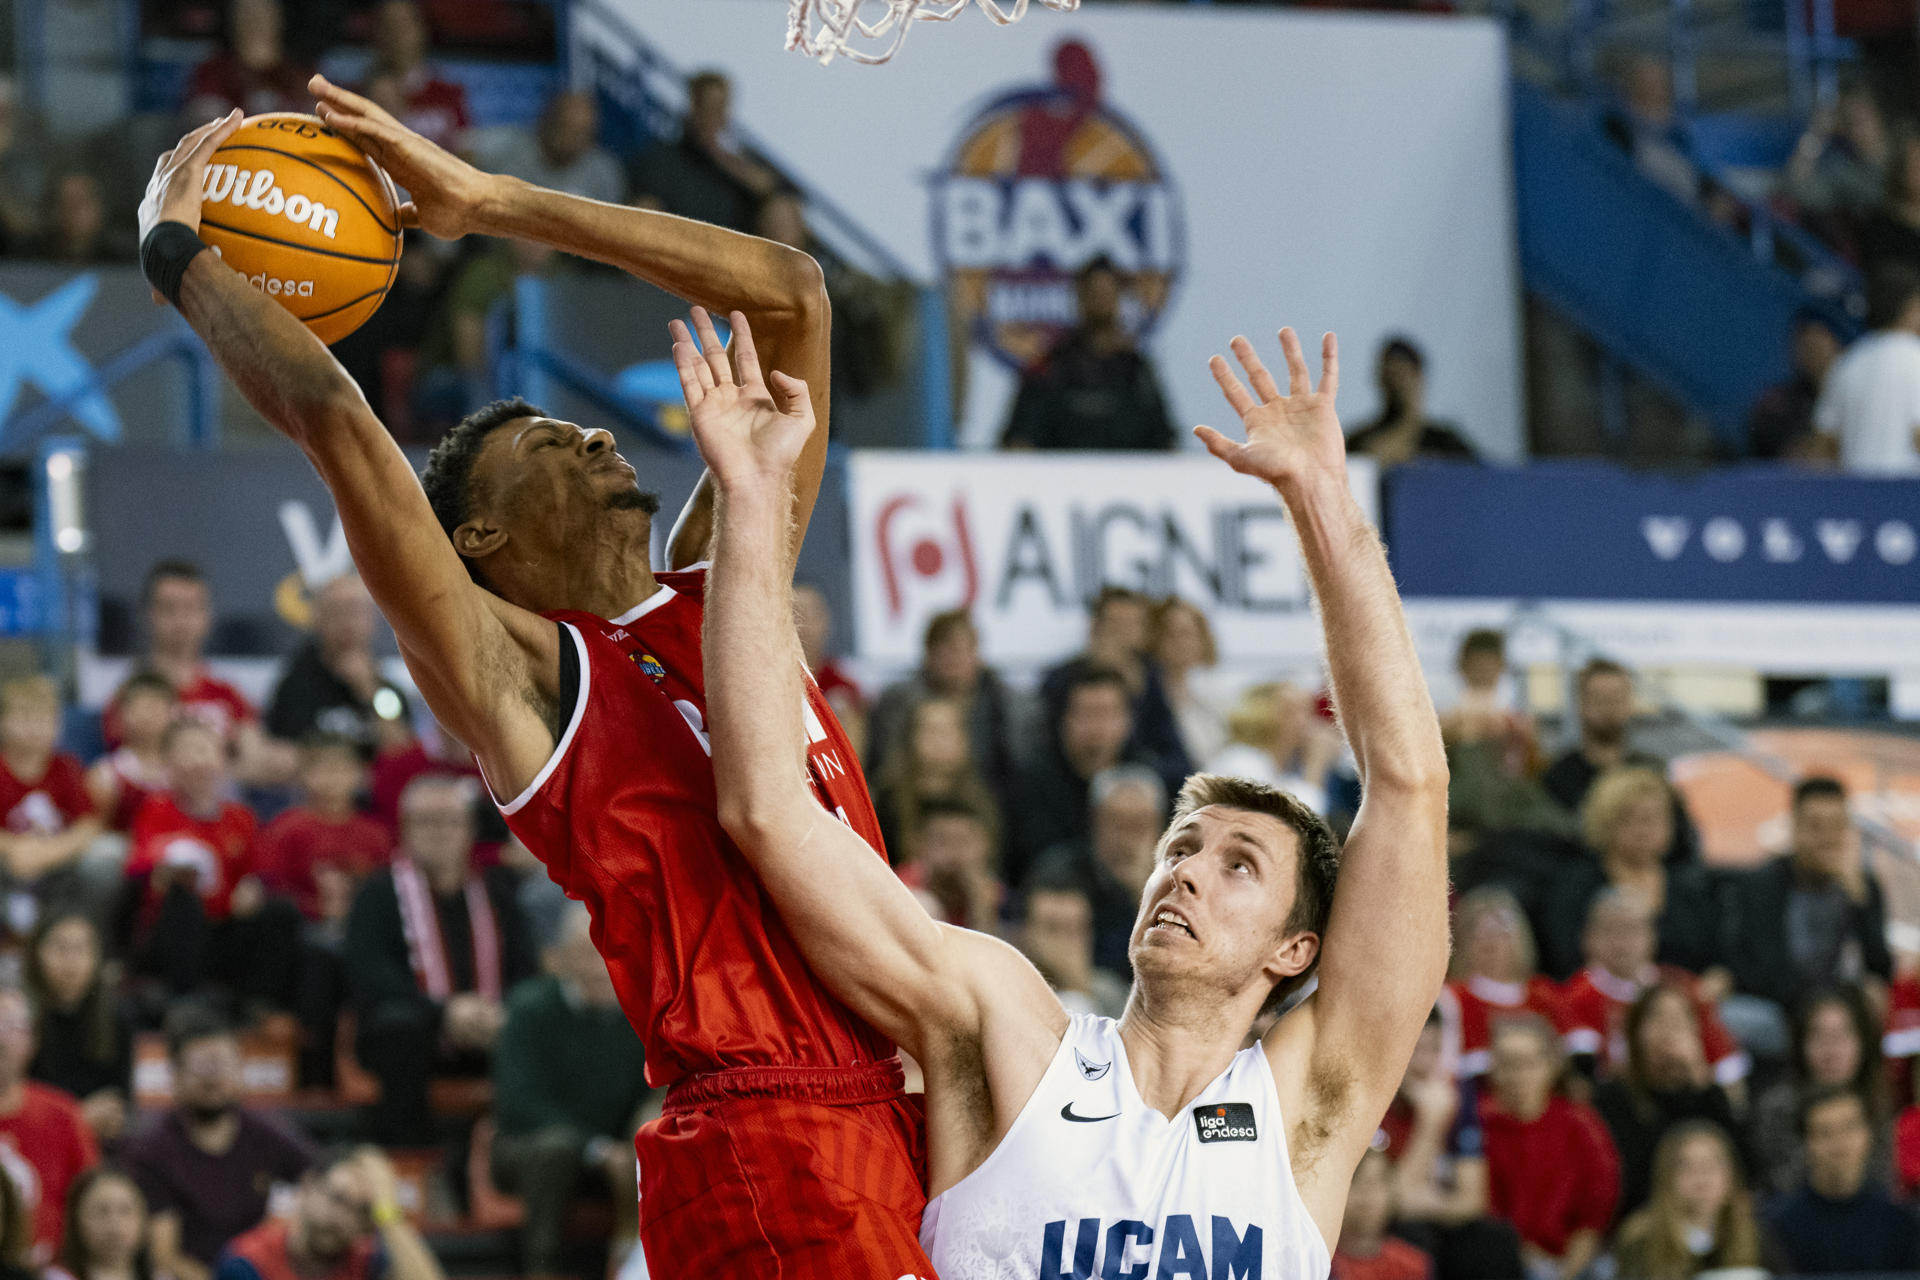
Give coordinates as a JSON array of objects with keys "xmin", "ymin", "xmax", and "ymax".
[{"xmin": 1581, "ymin": 766, "xmax": 1670, "ymax": 854}]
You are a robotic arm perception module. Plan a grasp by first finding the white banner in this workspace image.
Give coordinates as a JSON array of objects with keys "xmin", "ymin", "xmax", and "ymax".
[
  {"xmin": 848, "ymin": 451, "xmax": 1378, "ymax": 667},
  {"xmin": 581, "ymin": 0, "xmax": 1523, "ymax": 460}
]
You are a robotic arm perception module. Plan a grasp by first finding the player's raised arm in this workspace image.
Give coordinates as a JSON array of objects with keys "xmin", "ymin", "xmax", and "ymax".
[
  {"xmin": 1198, "ymin": 331, "xmax": 1449, "ymax": 1179},
  {"xmin": 309, "ymin": 76, "xmax": 829, "ymax": 570},
  {"xmin": 681, "ymin": 311, "xmax": 1008, "ymax": 1060},
  {"xmin": 138, "ymin": 118, "xmax": 560, "ymax": 789}
]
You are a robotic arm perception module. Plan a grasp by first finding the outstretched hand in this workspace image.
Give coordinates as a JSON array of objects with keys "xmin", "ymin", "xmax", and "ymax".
[
  {"xmin": 672, "ymin": 307, "xmax": 814, "ymax": 496},
  {"xmin": 309, "ymin": 74, "xmax": 491, "ymax": 240},
  {"xmin": 1195, "ymin": 328, "xmax": 1347, "ymax": 491}
]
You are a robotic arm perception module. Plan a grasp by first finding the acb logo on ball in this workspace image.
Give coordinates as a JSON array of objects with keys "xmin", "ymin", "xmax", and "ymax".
[{"xmin": 931, "ymin": 40, "xmax": 1184, "ymax": 370}]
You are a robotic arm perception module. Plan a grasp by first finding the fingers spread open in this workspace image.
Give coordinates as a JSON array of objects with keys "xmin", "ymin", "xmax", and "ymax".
[
  {"xmin": 1193, "ymin": 424, "xmax": 1241, "ymax": 467},
  {"xmin": 690, "ymin": 307, "xmax": 733, "ymax": 387},
  {"xmin": 727, "ymin": 311, "xmax": 766, "ymax": 391},
  {"xmin": 1278, "ymin": 327, "xmax": 1310, "ymax": 398},
  {"xmin": 1209, "ymin": 353, "xmax": 1257, "ymax": 419},
  {"xmin": 670, "ymin": 338, "xmax": 711, "ymax": 406},
  {"xmin": 1231, "ymin": 335, "xmax": 1282, "ymax": 404}
]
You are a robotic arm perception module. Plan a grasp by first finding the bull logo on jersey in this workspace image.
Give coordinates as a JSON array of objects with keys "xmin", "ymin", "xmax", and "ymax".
[{"xmin": 931, "ymin": 39, "xmax": 1184, "ymax": 371}]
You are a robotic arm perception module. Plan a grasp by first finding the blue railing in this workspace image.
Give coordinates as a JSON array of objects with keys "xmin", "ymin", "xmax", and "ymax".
[{"xmin": 1, "ymin": 321, "xmax": 221, "ymax": 454}]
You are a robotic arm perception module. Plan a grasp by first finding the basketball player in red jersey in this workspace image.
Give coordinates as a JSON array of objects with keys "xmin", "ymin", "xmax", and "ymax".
[{"xmin": 138, "ymin": 93, "xmax": 935, "ymax": 1278}]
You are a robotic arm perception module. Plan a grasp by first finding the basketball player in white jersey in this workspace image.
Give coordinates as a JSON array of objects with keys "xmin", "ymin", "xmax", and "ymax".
[{"xmin": 679, "ymin": 313, "xmax": 1450, "ymax": 1280}]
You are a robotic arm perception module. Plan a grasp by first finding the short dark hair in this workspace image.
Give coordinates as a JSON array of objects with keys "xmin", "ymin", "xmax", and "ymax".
[
  {"xmin": 163, "ymin": 1002, "xmax": 233, "ymax": 1061},
  {"xmin": 1798, "ymin": 1082, "xmax": 1868, "ymax": 1138},
  {"xmin": 1866, "ymin": 260, "xmax": 1920, "ymax": 330},
  {"xmin": 117, "ymin": 670, "xmax": 177, "ymax": 706},
  {"xmin": 1061, "ymin": 661, "xmax": 1131, "ymax": 707},
  {"xmin": 420, "ymin": 397, "xmax": 547, "ymax": 541},
  {"xmin": 1458, "ymin": 628, "xmax": 1505, "ymax": 663},
  {"xmin": 1380, "ymin": 335, "xmax": 1424, "ymax": 370},
  {"xmin": 141, "ymin": 559, "xmax": 204, "ymax": 607},
  {"xmin": 1577, "ymin": 657, "xmax": 1631, "ymax": 692},
  {"xmin": 1793, "ymin": 775, "xmax": 1848, "ymax": 809},
  {"xmin": 1023, "ymin": 868, "xmax": 1091, "ymax": 914},
  {"xmin": 1169, "ymin": 773, "xmax": 1341, "ymax": 1015},
  {"xmin": 922, "ymin": 608, "xmax": 975, "ymax": 653}
]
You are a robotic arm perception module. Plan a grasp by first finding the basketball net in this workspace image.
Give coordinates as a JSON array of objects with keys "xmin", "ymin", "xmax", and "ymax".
[{"xmin": 786, "ymin": 0, "xmax": 1080, "ymax": 65}]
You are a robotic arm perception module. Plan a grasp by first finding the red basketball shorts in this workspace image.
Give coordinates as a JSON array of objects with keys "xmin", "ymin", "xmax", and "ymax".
[{"xmin": 635, "ymin": 1059, "xmax": 935, "ymax": 1280}]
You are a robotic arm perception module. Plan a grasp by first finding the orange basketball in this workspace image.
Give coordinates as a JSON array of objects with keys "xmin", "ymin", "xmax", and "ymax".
[{"xmin": 197, "ymin": 113, "xmax": 402, "ymax": 346}]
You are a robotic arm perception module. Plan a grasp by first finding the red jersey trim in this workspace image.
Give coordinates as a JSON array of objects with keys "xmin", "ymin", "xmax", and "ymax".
[
  {"xmin": 608, "ymin": 582, "xmax": 680, "ymax": 627},
  {"xmin": 487, "ymin": 623, "xmax": 592, "ymax": 816}
]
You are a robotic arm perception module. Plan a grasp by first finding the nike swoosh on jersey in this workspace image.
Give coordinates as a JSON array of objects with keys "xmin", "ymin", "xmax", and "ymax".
[{"xmin": 1060, "ymin": 1103, "xmax": 1120, "ymax": 1123}]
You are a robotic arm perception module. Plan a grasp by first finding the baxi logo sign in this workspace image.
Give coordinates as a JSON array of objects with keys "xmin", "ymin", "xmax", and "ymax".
[
  {"xmin": 930, "ymin": 39, "xmax": 1184, "ymax": 371},
  {"xmin": 849, "ymin": 452, "xmax": 1378, "ymax": 667}
]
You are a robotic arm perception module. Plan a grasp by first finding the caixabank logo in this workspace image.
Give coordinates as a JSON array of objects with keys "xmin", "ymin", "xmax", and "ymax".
[{"xmin": 931, "ymin": 40, "xmax": 1184, "ymax": 370}]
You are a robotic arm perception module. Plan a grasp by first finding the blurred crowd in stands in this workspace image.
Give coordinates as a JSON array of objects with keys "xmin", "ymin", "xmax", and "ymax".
[{"xmin": 0, "ymin": 540, "xmax": 1891, "ymax": 1279}]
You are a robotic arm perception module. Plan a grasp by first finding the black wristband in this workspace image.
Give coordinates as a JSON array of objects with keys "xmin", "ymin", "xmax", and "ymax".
[{"xmin": 140, "ymin": 221, "xmax": 209, "ymax": 309}]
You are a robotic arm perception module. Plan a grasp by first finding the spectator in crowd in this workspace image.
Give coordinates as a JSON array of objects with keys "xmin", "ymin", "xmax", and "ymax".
[
  {"xmin": 122, "ymin": 1006, "xmax": 312, "ymax": 1280},
  {"xmin": 491, "ymin": 905, "xmax": 648, "ymax": 1279},
  {"xmin": 1040, "ymin": 588, "xmax": 1190, "ymax": 791},
  {"xmin": 0, "ymin": 76, "xmax": 50, "ymax": 256},
  {"xmin": 1331, "ymin": 1148, "xmax": 1433, "ymax": 1280},
  {"xmin": 1031, "ymin": 765, "xmax": 1164, "ymax": 975},
  {"xmin": 1767, "ymin": 1084, "xmax": 1920, "ymax": 1274},
  {"xmin": 1590, "ymin": 984, "xmax": 1746, "ymax": 1216},
  {"xmin": 85, "ymin": 674, "xmax": 172, "ymax": 836},
  {"xmin": 1541, "ymin": 766, "xmax": 1722, "ymax": 980},
  {"xmin": 1747, "ymin": 306, "xmax": 1847, "ymax": 460},
  {"xmin": 1813, "ymin": 259, "xmax": 1920, "ymax": 474},
  {"xmin": 869, "ymin": 696, "xmax": 999, "ymax": 860},
  {"xmin": 1001, "ymin": 257, "xmax": 1177, "ymax": 451},
  {"xmin": 1723, "ymin": 776, "xmax": 1888, "ymax": 1021},
  {"xmin": 1343, "ymin": 337, "xmax": 1476, "ymax": 466},
  {"xmin": 1608, "ymin": 1120, "xmax": 1771, "ymax": 1280},
  {"xmin": 54, "ymin": 1167, "xmax": 159, "ymax": 1280},
  {"xmin": 1439, "ymin": 629, "xmax": 1534, "ymax": 767},
  {"xmin": 257, "ymin": 735, "xmax": 390, "ymax": 928},
  {"xmin": 1860, "ymin": 125, "xmax": 1920, "ymax": 272},
  {"xmin": 1440, "ymin": 630, "xmax": 1569, "ymax": 847},
  {"xmin": 1601, "ymin": 54, "xmax": 1701, "ymax": 206},
  {"xmin": 1205, "ymin": 682, "xmax": 1341, "ymax": 818},
  {"xmin": 359, "ymin": 0, "xmax": 468, "ymax": 155},
  {"xmin": 1539, "ymin": 660, "xmax": 1688, "ymax": 850},
  {"xmin": 127, "ymin": 721, "xmax": 300, "ymax": 1010},
  {"xmin": 1786, "ymin": 82, "xmax": 1891, "ymax": 230},
  {"xmin": 24, "ymin": 914, "xmax": 131, "ymax": 1148},
  {"xmin": 365, "ymin": 718, "xmax": 484, "ymax": 841},
  {"xmin": 344, "ymin": 775, "xmax": 532, "ymax": 1145},
  {"xmin": 866, "ymin": 609, "xmax": 1018, "ymax": 797},
  {"xmin": 414, "ymin": 236, "xmax": 564, "ymax": 425},
  {"xmin": 793, "ymin": 584, "xmax": 865, "ymax": 759},
  {"xmin": 183, "ymin": 0, "xmax": 313, "ymax": 120},
  {"xmin": 630, "ymin": 70, "xmax": 780, "ymax": 232},
  {"xmin": 266, "ymin": 575, "xmax": 412, "ymax": 759},
  {"xmin": 215, "ymin": 1147, "xmax": 442, "ymax": 1280},
  {"xmin": 34, "ymin": 172, "xmax": 125, "ymax": 264},
  {"xmin": 1480, "ymin": 1015, "xmax": 1619, "ymax": 1280},
  {"xmin": 894, "ymin": 798, "xmax": 1002, "ymax": 934},
  {"xmin": 110, "ymin": 562, "xmax": 287, "ymax": 787},
  {"xmin": 0, "ymin": 987, "xmax": 95, "ymax": 1266},
  {"xmin": 0, "ymin": 1165, "xmax": 36, "ymax": 1280},
  {"xmin": 1752, "ymin": 985, "xmax": 1890, "ymax": 1195},
  {"xmin": 1375, "ymin": 1010, "xmax": 1524, "ymax": 1280},
  {"xmin": 0, "ymin": 676, "xmax": 105, "ymax": 937},
  {"xmin": 1558, "ymin": 889, "xmax": 1745, "ymax": 1088},
  {"xmin": 1439, "ymin": 887, "xmax": 1570, "ymax": 1080},
  {"xmin": 472, "ymin": 90, "xmax": 623, "ymax": 207},
  {"xmin": 1150, "ymin": 597, "xmax": 1228, "ymax": 768},
  {"xmin": 1003, "ymin": 664, "xmax": 1155, "ymax": 888},
  {"xmin": 1015, "ymin": 874, "xmax": 1126, "ymax": 1020}
]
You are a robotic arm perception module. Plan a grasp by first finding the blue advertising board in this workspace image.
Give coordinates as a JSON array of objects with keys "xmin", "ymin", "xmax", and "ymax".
[{"xmin": 1387, "ymin": 462, "xmax": 1920, "ymax": 605}]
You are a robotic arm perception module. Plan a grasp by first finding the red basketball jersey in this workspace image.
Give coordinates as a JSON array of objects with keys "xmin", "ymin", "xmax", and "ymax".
[
  {"xmin": 493, "ymin": 569, "xmax": 895, "ymax": 1086},
  {"xmin": 1558, "ymin": 964, "xmax": 1747, "ymax": 1085},
  {"xmin": 1437, "ymin": 975, "xmax": 1573, "ymax": 1079}
]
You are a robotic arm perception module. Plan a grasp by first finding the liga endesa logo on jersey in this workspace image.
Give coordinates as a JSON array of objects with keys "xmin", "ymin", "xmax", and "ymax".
[{"xmin": 930, "ymin": 39, "xmax": 1184, "ymax": 370}]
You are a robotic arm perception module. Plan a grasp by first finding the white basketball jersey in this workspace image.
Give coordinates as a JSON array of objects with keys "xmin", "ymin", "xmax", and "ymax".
[{"xmin": 921, "ymin": 1013, "xmax": 1332, "ymax": 1280}]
